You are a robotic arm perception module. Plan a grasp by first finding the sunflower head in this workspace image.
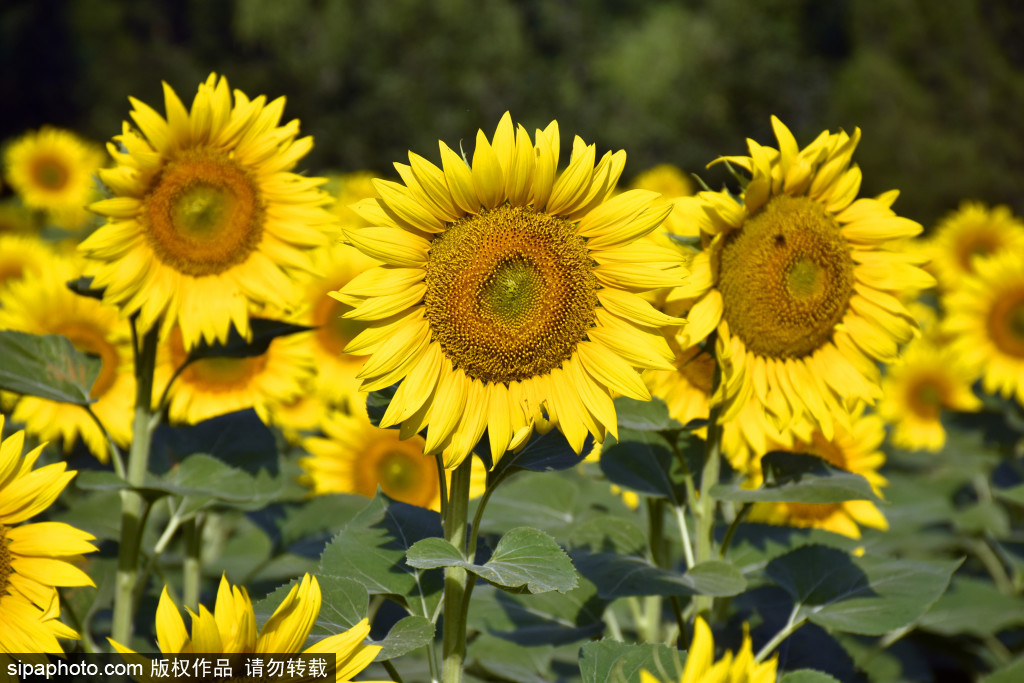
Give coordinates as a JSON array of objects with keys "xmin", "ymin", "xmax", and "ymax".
[
  {"xmin": 80, "ymin": 73, "xmax": 336, "ymax": 350},
  {"xmin": 927, "ymin": 201, "xmax": 1024, "ymax": 291},
  {"xmin": 336, "ymin": 112, "xmax": 685, "ymax": 468},
  {"xmin": 3, "ymin": 127, "xmax": 104, "ymax": 221},
  {"xmin": 677, "ymin": 116, "xmax": 933, "ymax": 451}
]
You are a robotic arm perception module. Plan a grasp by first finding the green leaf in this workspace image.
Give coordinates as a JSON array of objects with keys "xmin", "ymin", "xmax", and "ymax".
[
  {"xmin": 155, "ymin": 453, "xmax": 283, "ymax": 511},
  {"xmin": 66, "ymin": 276, "xmax": 105, "ymax": 300},
  {"xmin": 186, "ymin": 317, "xmax": 313, "ymax": 361},
  {"xmin": 600, "ymin": 429, "xmax": 687, "ymax": 503},
  {"xmin": 0, "ymin": 330, "xmax": 101, "ymax": 404},
  {"xmin": 407, "ymin": 528, "xmax": 578, "ymax": 594},
  {"xmin": 613, "ymin": 396, "xmax": 682, "ymax": 431},
  {"xmin": 317, "ymin": 493, "xmax": 443, "ymax": 619},
  {"xmin": 711, "ymin": 451, "xmax": 880, "ymax": 504},
  {"xmin": 478, "ymin": 473, "xmax": 579, "ymax": 537},
  {"xmin": 779, "ymin": 671, "xmax": 843, "ymax": 683},
  {"xmin": 375, "ymin": 615, "xmax": 434, "ymax": 661},
  {"xmin": 572, "ymin": 552, "xmax": 745, "ymax": 598},
  {"xmin": 365, "ymin": 384, "xmax": 398, "ymax": 428},
  {"xmin": 765, "ymin": 545, "xmax": 961, "ymax": 635},
  {"xmin": 994, "ymin": 483, "xmax": 1024, "ymax": 507},
  {"xmin": 578, "ymin": 640, "xmax": 685, "ymax": 683},
  {"xmin": 917, "ymin": 576, "xmax": 1024, "ymax": 637},
  {"xmin": 487, "ymin": 427, "xmax": 590, "ymax": 476},
  {"xmin": 468, "ymin": 632, "xmax": 553, "ymax": 683},
  {"xmin": 981, "ymin": 656, "xmax": 1024, "ymax": 683},
  {"xmin": 568, "ymin": 516, "xmax": 647, "ymax": 556}
]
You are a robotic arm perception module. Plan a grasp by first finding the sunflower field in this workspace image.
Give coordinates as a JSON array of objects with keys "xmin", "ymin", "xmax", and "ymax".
[{"xmin": 2, "ymin": 2, "xmax": 1024, "ymax": 682}]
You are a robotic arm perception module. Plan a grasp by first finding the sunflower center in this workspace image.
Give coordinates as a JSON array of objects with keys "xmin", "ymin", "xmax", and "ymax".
[
  {"xmin": 52, "ymin": 322, "xmax": 120, "ymax": 400},
  {"xmin": 988, "ymin": 286, "xmax": 1024, "ymax": 359},
  {"xmin": 908, "ymin": 376, "xmax": 946, "ymax": 420},
  {"xmin": 719, "ymin": 195, "xmax": 854, "ymax": 359},
  {"xmin": 956, "ymin": 233, "xmax": 999, "ymax": 272},
  {"xmin": 785, "ymin": 502, "xmax": 841, "ymax": 522},
  {"xmin": 143, "ymin": 149, "xmax": 265, "ymax": 277},
  {"xmin": 314, "ymin": 295, "xmax": 367, "ymax": 356},
  {"xmin": 424, "ymin": 204, "xmax": 598, "ymax": 383},
  {"xmin": 359, "ymin": 436, "xmax": 437, "ymax": 509},
  {"xmin": 0, "ymin": 525, "xmax": 11, "ymax": 596},
  {"xmin": 32, "ymin": 156, "xmax": 69, "ymax": 190}
]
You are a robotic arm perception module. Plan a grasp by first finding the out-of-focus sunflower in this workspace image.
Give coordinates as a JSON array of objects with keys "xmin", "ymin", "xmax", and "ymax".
[
  {"xmin": 111, "ymin": 574, "xmax": 385, "ymax": 682},
  {"xmin": 326, "ymin": 170, "xmax": 379, "ymax": 228},
  {"xmin": 0, "ymin": 233, "xmax": 55, "ymax": 296},
  {"xmin": 942, "ymin": 251, "xmax": 1024, "ymax": 406},
  {"xmin": 80, "ymin": 73, "xmax": 335, "ymax": 350},
  {"xmin": 645, "ymin": 343, "xmax": 714, "ymax": 429},
  {"xmin": 674, "ymin": 116, "xmax": 933, "ymax": 450},
  {"xmin": 640, "ymin": 616, "xmax": 777, "ymax": 683},
  {"xmin": 336, "ymin": 112, "xmax": 685, "ymax": 468},
  {"xmin": 0, "ymin": 257, "xmax": 134, "ymax": 461},
  {"xmin": 2, "ymin": 127, "xmax": 104, "ymax": 225},
  {"xmin": 927, "ymin": 201, "xmax": 1024, "ymax": 291},
  {"xmin": 629, "ymin": 163, "xmax": 696, "ymax": 237},
  {"xmin": 747, "ymin": 407, "xmax": 889, "ymax": 539},
  {"xmin": 879, "ymin": 338, "xmax": 981, "ymax": 451},
  {"xmin": 159, "ymin": 324, "xmax": 314, "ymax": 426},
  {"xmin": 0, "ymin": 415, "xmax": 97, "ymax": 656},
  {"xmin": 300, "ymin": 409, "xmax": 486, "ymax": 511}
]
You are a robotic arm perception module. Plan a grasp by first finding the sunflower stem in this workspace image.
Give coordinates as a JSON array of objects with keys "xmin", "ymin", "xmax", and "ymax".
[
  {"xmin": 693, "ymin": 354, "xmax": 724, "ymax": 619},
  {"xmin": 441, "ymin": 456, "xmax": 472, "ymax": 683},
  {"xmin": 111, "ymin": 324, "xmax": 159, "ymax": 647},
  {"xmin": 182, "ymin": 515, "xmax": 203, "ymax": 611}
]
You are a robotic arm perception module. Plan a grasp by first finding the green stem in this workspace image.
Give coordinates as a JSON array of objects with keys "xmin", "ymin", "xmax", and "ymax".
[
  {"xmin": 755, "ymin": 604, "xmax": 804, "ymax": 663},
  {"xmin": 84, "ymin": 406, "xmax": 125, "ymax": 478},
  {"xmin": 693, "ymin": 353, "xmax": 723, "ymax": 618},
  {"xmin": 441, "ymin": 457, "xmax": 472, "ymax": 683},
  {"xmin": 182, "ymin": 516, "xmax": 203, "ymax": 610},
  {"xmin": 382, "ymin": 659, "xmax": 405, "ymax": 683},
  {"xmin": 672, "ymin": 503, "xmax": 696, "ymax": 569},
  {"xmin": 111, "ymin": 324, "xmax": 159, "ymax": 647},
  {"xmin": 718, "ymin": 503, "xmax": 752, "ymax": 559}
]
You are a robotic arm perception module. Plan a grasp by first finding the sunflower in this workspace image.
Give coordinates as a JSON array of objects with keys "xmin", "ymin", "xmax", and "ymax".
[
  {"xmin": 80, "ymin": 73, "xmax": 335, "ymax": 350},
  {"xmin": 0, "ymin": 257, "xmax": 134, "ymax": 462},
  {"xmin": 746, "ymin": 407, "xmax": 889, "ymax": 539},
  {"xmin": 629, "ymin": 163, "xmax": 696, "ymax": 238},
  {"xmin": 111, "ymin": 573, "xmax": 385, "ymax": 682},
  {"xmin": 942, "ymin": 250, "xmax": 1024, "ymax": 406},
  {"xmin": 159, "ymin": 323, "xmax": 314, "ymax": 426},
  {"xmin": 300, "ymin": 409, "xmax": 486, "ymax": 511},
  {"xmin": 927, "ymin": 201, "xmax": 1024, "ymax": 291},
  {"xmin": 645, "ymin": 342, "xmax": 714, "ymax": 429},
  {"xmin": 290, "ymin": 242, "xmax": 381, "ymax": 412},
  {"xmin": 674, "ymin": 116, "xmax": 933, "ymax": 447},
  {"xmin": 2, "ymin": 127, "xmax": 104, "ymax": 221},
  {"xmin": 335, "ymin": 112, "xmax": 685, "ymax": 468},
  {"xmin": 0, "ymin": 415, "xmax": 98, "ymax": 655},
  {"xmin": 640, "ymin": 616, "xmax": 777, "ymax": 683},
  {"xmin": 326, "ymin": 170, "xmax": 380, "ymax": 228},
  {"xmin": 0, "ymin": 233, "xmax": 55, "ymax": 296},
  {"xmin": 879, "ymin": 337, "xmax": 981, "ymax": 451}
]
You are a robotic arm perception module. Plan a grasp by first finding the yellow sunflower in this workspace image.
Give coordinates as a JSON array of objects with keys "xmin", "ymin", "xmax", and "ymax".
[
  {"xmin": 0, "ymin": 257, "xmax": 134, "ymax": 462},
  {"xmin": 629, "ymin": 163, "xmax": 696, "ymax": 238},
  {"xmin": 300, "ymin": 409, "xmax": 486, "ymax": 511},
  {"xmin": 335, "ymin": 112, "xmax": 685, "ymax": 468},
  {"xmin": 746, "ymin": 407, "xmax": 889, "ymax": 539},
  {"xmin": 80, "ymin": 73, "xmax": 335, "ymax": 350},
  {"xmin": 2, "ymin": 127, "xmax": 104, "ymax": 220},
  {"xmin": 159, "ymin": 323, "xmax": 314, "ymax": 426},
  {"xmin": 879, "ymin": 337, "xmax": 981, "ymax": 451},
  {"xmin": 645, "ymin": 342, "xmax": 715, "ymax": 429},
  {"xmin": 0, "ymin": 233, "xmax": 55, "ymax": 296},
  {"xmin": 640, "ymin": 616, "xmax": 777, "ymax": 683},
  {"xmin": 942, "ymin": 250, "xmax": 1024, "ymax": 406},
  {"xmin": 291, "ymin": 242, "xmax": 381, "ymax": 412},
  {"xmin": 927, "ymin": 201, "xmax": 1024, "ymax": 291},
  {"xmin": 326, "ymin": 170, "xmax": 380, "ymax": 228},
  {"xmin": 674, "ymin": 116, "xmax": 933, "ymax": 448},
  {"xmin": 0, "ymin": 415, "xmax": 98, "ymax": 655},
  {"xmin": 111, "ymin": 574, "xmax": 385, "ymax": 682}
]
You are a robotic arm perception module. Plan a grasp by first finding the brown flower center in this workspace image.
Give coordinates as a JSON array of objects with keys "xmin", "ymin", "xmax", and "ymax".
[
  {"xmin": 424, "ymin": 204, "xmax": 598, "ymax": 383},
  {"xmin": 31, "ymin": 155, "xmax": 70, "ymax": 191},
  {"xmin": 356, "ymin": 435, "xmax": 437, "ymax": 509},
  {"xmin": 988, "ymin": 284, "xmax": 1024, "ymax": 359},
  {"xmin": 718, "ymin": 195, "xmax": 854, "ymax": 359},
  {"xmin": 143, "ymin": 149, "xmax": 265, "ymax": 277},
  {"xmin": 0, "ymin": 525, "xmax": 11, "ymax": 597}
]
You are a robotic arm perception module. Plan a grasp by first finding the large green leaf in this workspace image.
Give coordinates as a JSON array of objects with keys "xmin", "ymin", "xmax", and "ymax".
[
  {"xmin": 407, "ymin": 528, "xmax": 578, "ymax": 594},
  {"xmin": 487, "ymin": 427, "xmax": 590, "ymax": 476},
  {"xmin": 253, "ymin": 574, "xmax": 368, "ymax": 638},
  {"xmin": 600, "ymin": 429, "xmax": 687, "ymax": 503},
  {"xmin": 917, "ymin": 576, "xmax": 1024, "ymax": 637},
  {"xmin": 468, "ymin": 632, "xmax": 554, "ymax": 683},
  {"xmin": 375, "ymin": 615, "xmax": 434, "ymax": 661},
  {"xmin": 0, "ymin": 330, "xmax": 101, "ymax": 404},
  {"xmin": 711, "ymin": 452, "xmax": 880, "ymax": 504},
  {"xmin": 578, "ymin": 640, "xmax": 685, "ymax": 683},
  {"xmin": 478, "ymin": 472, "xmax": 580, "ymax": 537},
  {"xmin": 317, "ymin": 493, "xmax": 443, "ymax": 619},
  {"xmin": 572, "ymin": 551, "xmax": 745, "ymax": 599},
  {"xmin": 612, "ymin": 396, "xmax": 683, "ymax": 431},
  {"xmin": 765, "ymin": 545, "xmax": 961, "ymax": 635}
]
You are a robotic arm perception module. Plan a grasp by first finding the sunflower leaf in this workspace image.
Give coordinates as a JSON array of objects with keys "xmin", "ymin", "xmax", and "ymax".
[
  {"xmin": 407, "ymin": 527, "xmax": 578, "ymax": 594},
  {"xmin": 253, "ymin": 574, "xmax": 368, "ymax": 637},
  {"xmin": 578, "ymin": 640, "xmax": 686, "ymax": 683},
  {"xmin": 765, "ymin": 545, "xmax": 962, "ymax": 635},
  {"xmin": 571, "ymin": 551, "xmax": 746, "ymax": 599},
  {"xmin": 0, "ymin": 330, "xmax": 101, "ymax": 405},
  {"xmin": 374, "ymin": 615, "xmax": 435, "ymax": 661},
  {"xmin": 779, "ymin": 671, "xmax": 843, "ymax": 683},
  {"xmin": 710, "ymin": 451, "xmax": 881, "ymax": 504},
  {"xmin": 186, "ymin": 317, "xmax": 314, "ymax": 361},
  {"xmin": 66, "ymin": 276, "xmax": 106, "ymax": 300},
  {"xmin": 599, "ymin": 429, "xmax": 688, "ymax": 504},
  {"xmin": 484, "ymin": 427, "xmax": 590, "ymax": 476},
  {"xmin": 613, "ymin": 396, "xmax": 682, "ymax": 431}
]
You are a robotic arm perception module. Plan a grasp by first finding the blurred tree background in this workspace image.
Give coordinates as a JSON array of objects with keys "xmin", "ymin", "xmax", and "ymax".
[{"xmin": 2, "ymin": 0, "xmax": 1023, "ymax": 229}]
